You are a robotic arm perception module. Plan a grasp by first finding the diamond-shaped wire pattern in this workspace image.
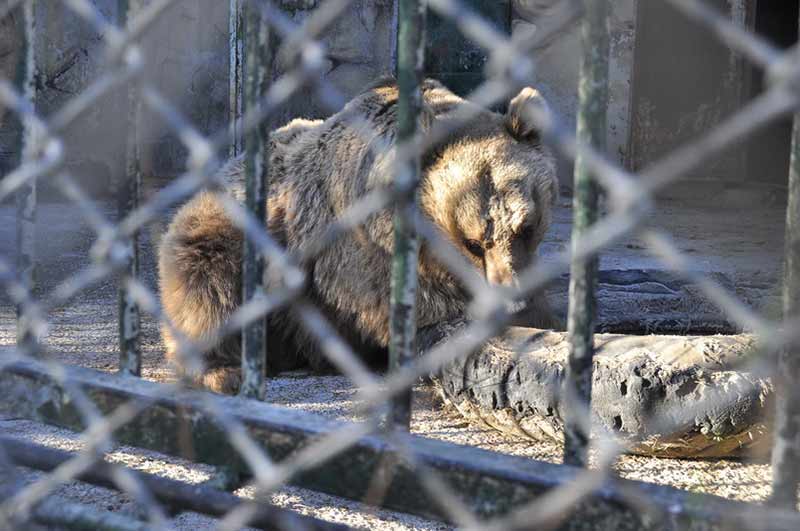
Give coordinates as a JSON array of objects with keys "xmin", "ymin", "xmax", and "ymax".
[{"xmin": 0, "ymin": 0, "xmax": 799, "ymax": 529}]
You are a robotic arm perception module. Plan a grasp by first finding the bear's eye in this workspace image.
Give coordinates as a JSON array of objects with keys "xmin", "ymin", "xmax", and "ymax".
[{"xmin": 464, "ymin": 239, "xmax": 484, "ymax": 258}]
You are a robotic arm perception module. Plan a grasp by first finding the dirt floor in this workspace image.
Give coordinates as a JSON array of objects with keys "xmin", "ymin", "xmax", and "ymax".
[{"xmin": 0, "ymin": 190, "xmax": 787, "ymax": 529}]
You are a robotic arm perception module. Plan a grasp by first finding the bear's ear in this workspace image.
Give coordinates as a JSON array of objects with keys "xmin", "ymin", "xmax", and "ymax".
[{"xmin": 505, "ymin": 87, "xmax": 549, "ymax": 144}]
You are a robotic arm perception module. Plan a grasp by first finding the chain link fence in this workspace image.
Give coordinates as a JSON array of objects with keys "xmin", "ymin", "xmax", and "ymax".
[{"xmin": 0, "ymin": 0, "xmax": 799, "ymax": 529}]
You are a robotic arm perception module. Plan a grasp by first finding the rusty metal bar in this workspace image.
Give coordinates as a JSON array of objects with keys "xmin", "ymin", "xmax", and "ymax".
[
  {"xmin": 1, "ymin": 436, "xmax": 349, "ymax": 530},
  {"xmin": 31, "ymin": 499, "xmax": 149, "ymax": 531},
  {"xmin": 3, "ymin": 358, "xmax": 800, "ymax": 529},
  {"xmin": 240, "ymin": 0, "xmax": 271, "ymax": 400},
  {"xmin": 229, "ymin": 0, "xmax": 244, "ymax": 158},
  {"xmin": 388, "ymin": 0, "xmax": 426, "ymax": 430},
  {"xmin": 770, "ymin": 17, "xmax": 800, "ymax": 506},
  {"xmin": 14, "ymin": 0, "xmax": 37, "ymax": 356},
  {"xmin": 563, "ymin": 0, "xmax": 609, "ymax": 467},
  {"xmin": 117, "ymin": 0, "xmax": 142, "ymax": 377}
]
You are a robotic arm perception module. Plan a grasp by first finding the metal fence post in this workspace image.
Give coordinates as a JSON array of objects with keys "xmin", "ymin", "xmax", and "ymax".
[
  {"xmin": 15, "ymin": 0, "xmax": 38, "ymax": 356},
  {"xmin": 388, "ymin": 0, "xmax": 426, "ymax": 429},
  {"xmin": 239, "ymin": 0, "xmax": 270, "ymax": 400},
  {"xmin": 770, "ymin": 47, "xmax": 800, "ymax": 510},
  {"xmin": 563, "ymin": 0, "xmax": 609, "ymax": 467},
  {"xmin": 117, "ymin": 0, "xmax": 142, "ymax": 377},
  {"xmin": 229, "ymin": 0, "xmax": 244, "ymax": 159}
]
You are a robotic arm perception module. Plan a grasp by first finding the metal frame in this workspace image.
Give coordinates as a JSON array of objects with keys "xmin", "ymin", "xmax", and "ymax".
[
  {"xmin": 14, "ymin": 0, "xmax": 36, "ymax": 357},
  {"xmin": 117, "ymin": 0, "xmax": 142, "ymax": 377},
  {"xmin": 4, "ymin": 356, "xmax": 800, "ymax": 529},
  {"xmin": 388, "ymin": 0, "xmax": 425, "ymax": 429},
  {"xmin": 563, "ymin": 0, "xmax": 607, "ymax": 467},
  {"xmin": 0, "ymin": 0, "xmax": 798, "ymax": 528},
  {"xmin": 240, "ymin": 0, "xmax": 271, "ymax": 399}
]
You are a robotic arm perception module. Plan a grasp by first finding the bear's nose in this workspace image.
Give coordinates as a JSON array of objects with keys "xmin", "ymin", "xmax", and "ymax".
[
  {"xmin": 485, "ymin": 253, "xmax": 518, "ymax": 288},
  {"xmin": 487, "ymin": 269, "xmax": 516, "ymax": 287}
]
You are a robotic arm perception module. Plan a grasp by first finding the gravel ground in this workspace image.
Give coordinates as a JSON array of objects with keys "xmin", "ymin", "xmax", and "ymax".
[{"xmin": 0, "ymin": 195, "xmax": 785, "ymax": 529}]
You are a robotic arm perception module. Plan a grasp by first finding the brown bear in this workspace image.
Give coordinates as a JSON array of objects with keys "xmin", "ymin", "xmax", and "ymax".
[{"xmin": 158, "ymin": 78, "xmax": 559, "ymax": 393}]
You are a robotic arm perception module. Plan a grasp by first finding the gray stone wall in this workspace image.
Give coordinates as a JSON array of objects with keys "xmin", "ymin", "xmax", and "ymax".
[
  {"xmin": 0, "ymin": 0, "xmax": 397, "ymax": 196},
  {"xmin": 1, "ymin": 2, "xmax": 131, "ymax": 198},
  {"xmin": 136, "ymin": 0, "xmax": 398, "ymax": 185},
  {"xmin": 136, "ymin": 0, "xmax": 231, "ymax": 180},
  {"xmin": 0, "ymin": 12, "xmax": 20, "ymax": 172},
  {"xmin": 512, "ymin": 0, "xmax": 637, "ymax": 184},
  {"xmin": 1, "ymin": 1, "xmax": 639, "ymax": 194},
  {"xmin": 276, "ymin": 0, "xmax": 397, "ymax": 122}
]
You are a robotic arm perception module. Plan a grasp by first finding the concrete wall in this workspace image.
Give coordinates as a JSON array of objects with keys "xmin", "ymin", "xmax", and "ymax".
[
  {"xmin": 136, "ymin": 0, "xmax": 230, "ymax": 180},
  {"xmin": 512, "ymin": 0, "xmax": 637, "ymax": 185},
  {"xmin": 426, "ymin": 0, "xmax": 511, "ymax": 96},
  {"xmin": 1, "ymin": 1, "xmax": 641, "ymax": 194},
  {"xmin": 0, "ymin": 0, "xmax": 397, "ymax": 196},
  {"xmin": 627, "ymin": 0, "xmax": 751, "ymax": 184},
  {"xmin": 270, "ymin": 0, "xmax": 397, "ymax": 129},
  {"xmin": 140, "ymin": 0, "xmax": 397, "ymax": 180},
  {"xmin": 0, "ymin": 12, "xmax": 20, "ymax": 165}
]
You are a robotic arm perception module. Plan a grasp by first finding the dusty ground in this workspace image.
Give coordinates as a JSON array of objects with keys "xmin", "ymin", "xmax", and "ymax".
[{"xmin": 0, "ymin": 192, "xmax": 787, "ymax": 529}]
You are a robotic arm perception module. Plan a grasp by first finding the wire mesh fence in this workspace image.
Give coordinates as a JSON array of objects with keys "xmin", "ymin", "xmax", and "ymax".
[{"xmin": 0, "ymin": 0, "xmax": 798, "ymax": 529}]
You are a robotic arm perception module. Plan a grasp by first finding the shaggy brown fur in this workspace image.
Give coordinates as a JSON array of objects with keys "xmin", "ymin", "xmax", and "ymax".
[{"xmin": 158, "ymin": 78, "xmax": 559, "ymax": 392}]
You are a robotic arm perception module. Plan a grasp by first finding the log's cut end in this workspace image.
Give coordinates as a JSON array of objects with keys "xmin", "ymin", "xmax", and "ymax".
[{"xmin": 422, "ymin": 322, "xmax": 772, "ymax": 459}]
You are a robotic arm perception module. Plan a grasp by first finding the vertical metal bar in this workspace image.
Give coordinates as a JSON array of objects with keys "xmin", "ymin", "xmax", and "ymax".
[
  {"xmin": 388, "ymin": 0, "xmax": 426, "ymax": 429},
  {"xmin": 229, "ymin": 0, "xmax": 244, "ymax": 159},
  {"xmin": 770, "ymin": 30, "xmax": 800, "ymax": 508},
  {"xmin": 239, "ymin": 0, "xmax": 270, "ymax": 400},
  {"xmin": 15, "ymin": 0, "xmax": 38, "ymax": 356},
  {"xmin": 117, "ymin": 0, "xmax": 142, "ymax": 377},
  {"xmin": 563, "ymin": 0, "xmax": 609, "ymax": 467}
]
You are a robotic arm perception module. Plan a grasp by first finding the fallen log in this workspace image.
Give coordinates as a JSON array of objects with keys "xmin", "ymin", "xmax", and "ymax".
[{"xmin": 423, "ymin": 322, "xmax": 772, "ymax": 458}]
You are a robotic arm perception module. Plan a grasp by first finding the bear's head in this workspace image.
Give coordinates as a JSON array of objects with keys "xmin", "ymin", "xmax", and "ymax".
[{"xmin": 419, "ymin": 84, "xmax": 558, "ymax": 294}]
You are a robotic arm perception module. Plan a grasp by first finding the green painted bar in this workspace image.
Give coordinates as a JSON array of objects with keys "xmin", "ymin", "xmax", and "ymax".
[
  {"xmin": 14, "ymin": 0, "xmax": 37, "ymax": 357},
  {"xmin": 117, "ymin": 0, "xmax": 142, "ymax": 377},
  {"xmin": 389, "ymin": 0, "xmax": 426, "ymax": 429},
  {"xmin": 563, "ymin": 0, "xmax": 609, "ymax": 467},
  {"xmin": 229, "ymin": 0, "xmax": 244, "ymax": 158},
  {"xmin": 240, "ymin": 0, "xmax": 271, "ymax": 400},
  {"xmin": 769, "ymin": 5, "xmax": 800, "ymax": 507}
]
